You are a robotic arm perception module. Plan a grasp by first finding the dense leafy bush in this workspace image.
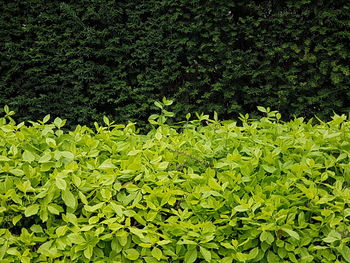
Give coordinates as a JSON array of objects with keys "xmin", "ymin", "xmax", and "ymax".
[
  {"xmin": 1, "ymin": 101, "xmax": 350, "ymax": 262},
  {"xmin": 1, "ymin": 0, "xmax": 350, "ymax": 128}
]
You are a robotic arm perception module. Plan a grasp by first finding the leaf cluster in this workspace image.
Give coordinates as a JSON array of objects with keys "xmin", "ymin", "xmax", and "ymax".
[{"xmin": 1, "ymin": 105, "xmax": 350, "ymax": 262}]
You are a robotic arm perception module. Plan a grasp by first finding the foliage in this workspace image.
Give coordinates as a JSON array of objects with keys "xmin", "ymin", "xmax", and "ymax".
[
  {"xmin": 1, "ymin": 102, "xmax": 350, "ymax": 262},
  {"xmin": 1, "ymin": 0, "xmax": 350, "ymax": 128}
]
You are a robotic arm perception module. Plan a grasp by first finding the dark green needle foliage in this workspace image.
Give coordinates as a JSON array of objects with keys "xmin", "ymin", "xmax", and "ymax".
[{"xmin": 1, "ymin": 0, "xmax": 349, "ymax": 129}]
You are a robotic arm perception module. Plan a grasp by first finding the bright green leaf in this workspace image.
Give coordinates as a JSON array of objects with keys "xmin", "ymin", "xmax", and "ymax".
[
  {"xmin": 234, "ymin": 205, "xmax": 249, "ymax": 212},
  {"xmin": 39, "ymin": 152, "xmax": 51, "ymax": 163},
  {"xmin": 0, "ymin": 156, "xmax": 10, "ymax": 161},
  {"xmin": 55, "ymin": 177, "xmax": 67, "ymax": 190},
  {"xmin": 103, "ymin": 116, "xmax": 110, "ymax": 126},
  {"xmin": 339, "ymin": 245, "xmax": 350, "ymax": 262},
  {"xmin": 22, "ymin": 150, "xmax": 35, "ymax": 162},
  {"xmin": 43, "ymin": 114, "xmax": 50, "ymax": 123},
  {"xmin": 267, "ymin": 251, "xmax": 280, "ymax": 263},
  {"xmin": 124, "ymin": 248, "xmax": 139, "ymax": 260},
  {"xmin": 24, "ymin": 204, "xmax": 40, "ymax": 217},
  {"xmin": 151, "ymin": 247, "xmax": 163, "ymax": 260},
  {"xmin": 61, "ymin": 151, "xmax": 74, "ymax": 159},
  {"xmin": 84, "ymin": 245, "xmax": 93, "ymax": 259},
  {"xmin": 281, "ymin": 228, "xmax": 300, "ymax": 240},
  {"xmin": 62, "ymin": 189, "xmax": 76, "ymax": 209},
  {"xmin": 200, "ymin": 246, "xmax": 211, "ymax": 262},
  {"xmin": 185, "ymin": 247, "xmax": 197, "ymax": 263}
]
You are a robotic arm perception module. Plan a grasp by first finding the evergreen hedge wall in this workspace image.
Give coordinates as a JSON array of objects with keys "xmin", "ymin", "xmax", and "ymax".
[{"xmin": 1, "ymin": 0, "xmax": 349, "ymax": 128}]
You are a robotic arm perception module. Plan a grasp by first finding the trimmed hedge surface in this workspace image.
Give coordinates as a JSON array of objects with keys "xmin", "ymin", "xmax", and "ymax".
[{"xmin": 1, "ymin": 0, "xmax": 350, "ymax": 128}]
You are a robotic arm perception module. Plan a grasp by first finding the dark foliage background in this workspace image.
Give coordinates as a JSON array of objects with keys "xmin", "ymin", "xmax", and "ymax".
[{"xmin": 1, "ymin": 0, "xmax": 349, "ymax": 128}]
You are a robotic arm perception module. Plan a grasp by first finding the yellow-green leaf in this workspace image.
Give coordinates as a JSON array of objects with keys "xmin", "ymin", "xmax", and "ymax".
[
  {"xmin": 281, "ymin": 228, "xmax": 300, "ymax": 240},
  {"xmin": 339, "ymin": 245, "xmax": 350, "ymax": 262},
  {"xmin": 39, "ymin": 152, "xmax": 51, "ymax": 163},
  {"xmin": 55, "ymin": 177, "xmax": 67, "ymax": 190},
  {"xmin": 185, "ymin": 247, "xmax": 197, "ymax": 263},
  {"xmin": 22, "ymin": 150, "xmax": 35, "ymax": 162},
  {"xmin": 124, "ymin": 248, "xmax": 139, "ymax": 260},
  {"xmin": 151, "ymin": 247, "xmax": 163, "ymax": 260},
  {"xmin": 24, "ymin": 204, "xmax": 40, "ymax": 217},
  {"xmin": 62, "ymin": 189, "xmax": 76, "ymax": 208},
  {"xmin": 200, "ymin": 246, "xmax": 211, "ymax": 262},
  {"xmin": 0, "ymin": 155, "xmax": 10, "ymax": 161},
  {"xmin": 61, "ymin": 151, "xmax": 74, "ymax": 159}
]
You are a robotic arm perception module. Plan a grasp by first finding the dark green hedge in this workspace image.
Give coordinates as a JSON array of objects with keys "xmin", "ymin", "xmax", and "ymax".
[{"xmin": 1, "ymin": 0, "xmax": 349, "ymax": 128}]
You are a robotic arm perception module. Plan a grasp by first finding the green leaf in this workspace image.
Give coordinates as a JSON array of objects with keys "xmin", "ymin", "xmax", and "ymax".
[
  {"xmin": 116, "ymin": 230, "xmax": 129, "ymax": 246},
  {"xmin": 257, "ymin": 106, "xmax": 267, "ymax": 113},
  {"xmin": 24, "ymin": 204, "xmax": 40, "ymax": 217},
  {"xmin": 4, "ymin": 105, "xmax": 9, "ymax": 114},
  {"xmin": 277, "ymin": 247, "xmax": 287, "ymax": 259},
  {"xmin": 62, "ymin": 189, "xmax": 76, "ymax": 209},
  {"xmin": 129, "ymin": 227, "xmax": 145, "ymax": 239},
  {"xmin": 47, "ymin": 205, "xmax": 61, "ymax": 215},
  {"xmin": 162, "ymin": 97, "xmax": 173, "ymax": 106},
  {"xmin": 155, "ymin": 132, "xmax": 162, "ymax": 140},
  {"xmin": 0, "ymin": 155, "xmax": 10, "ymax": 161},
  {"xmin": 68, "ymin": 233, "xmax": 85, "ymax": 244},
  {"xmin": 6, "ymin": 247, "xmax": 19, "ymax": 256},
  {"xmin": 72, "ymin": 174, "xmax": 81, "ymax": 187},
  {"xmin": 54, "ymin": 117, "xmax": 63, "ymax": 127},
  {"xmin": 110, "ymin": 203, "xmax": 124, "ymax": 216},
  {"xmin": 151, "ymin": 247, "xmax": 163, "ymax": 260},
  {"xmin": 185, "ymin": 247, "xmax": 197, "ymax": 263},
  {"xmin": 9, "ymin": 168, "xmax": 24, "ymax": 176},
  {"xmin": 156, "ymin": 161, "xmax": 169, "ymax": 170},
  {"xmin": 200, "ymin": 246, "xmax": 211, "ymax": 262},
  {"xmin": 61, "ymin": 151, "xmax": 74, "ymax": 159},
  {"xmin": 12, "ymin": 215, "xmax": 22, "ymax": 225},
  {"xmin": 98, "ymin": 159, "xmax": 116, "ymax": 169},
  {"xmin": 267, "ymin": 251, "xmax": 280, "ymax": 263},
  {"xmin": 221, "ymin": 257, "xmax": 234, "ymax": 263},
  {"xmin": 103, "ymin": 116, "xmax": 110, "ymax": 126},
  {"xmin": 84, "ymin": 202, "xmax": 104, "ymax": 212},
  {"xmin": 260, "ymin": 231, "xmax": 274, "ymax": 244},
  {"xmin": 149, "ymin": 114, "xmax": 159, "ymax": 120},
  {"xmin": 154, "ymin": 101, "xmax": 163, "ymax": 109},
  {"xmin": 39, "ymin": 152, "xmax": 51, "ymax": 163},
  {"xmin": 55, "ymin": 177, "xmax": 67, "ymax": 190},
  {"xmin": 127, "ymin": 149, "xmax": 142, "ymax": 156},
  {"xmin": 56, "ymin": 225, "xmax": 68, "ymax": 237},
  {"xmin": 46, "ymin": 138, "xmax": 56, "ymax": 147},
  {"xmin": 84, "ymin": 245, "xmax": 93, "ymax": 259},
  {"xmin": 22, "ymin": 150, "xmax": 35, "ymax": 162},
  {"xmin": 339, "ymin": 245, "xmax": 350, "ymax": 262},
  {"xmin": 234, "ymin": 205, "xmax": 249, "ymax": 212},
  {"xmin": 323, "ymin": 230, "xmax": 341, "ymax": 243},
  {"xmin": 249, "ymin": 247, "xmax": 259, "ymax": 259},
  {"xmin": 262, "ymin": 165, "xmax": 276, "ymax": 173},
  {"xmin": 64, "ymin": 213, "xmax": 78, "ymax": 226},
  {"xmin": 281, "ymin": 228, "xmax": 300, "ymax": 240},
  {"xmin": 236, "ymin": 252, "xmax": 249, "ymax": 262},
  {"xmin": 37, "ymin": 240, "xmax": 58, "ymax": 257},
  {"xmin": 208, "ymin": 177, "xmax": 222, "ymax": 191},
  {"xmin": 150, "ymin": 156, "xmax": 162, "ymax": 164},
  {"xmin": 124, "ymin": 248, "xmax": 139, "ymax": 260},
  {"xmin": 43, "ymin": 114, "xmax": 50, "ymax": 123}
]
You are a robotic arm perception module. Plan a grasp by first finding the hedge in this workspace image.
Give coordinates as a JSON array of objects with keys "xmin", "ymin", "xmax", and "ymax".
[
  {"xmin": 1, "ymin": 102, "xmax": 350, "ymax": 262},
  {"xmin": 1, "ymin": 0, "xmax": 350, "ymax": 128}
]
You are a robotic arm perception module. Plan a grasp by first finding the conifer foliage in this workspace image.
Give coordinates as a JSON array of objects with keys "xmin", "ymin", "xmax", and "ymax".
[{"xmin": 1, "ymin": 0, "xmax": 349, "ymax": 127}]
